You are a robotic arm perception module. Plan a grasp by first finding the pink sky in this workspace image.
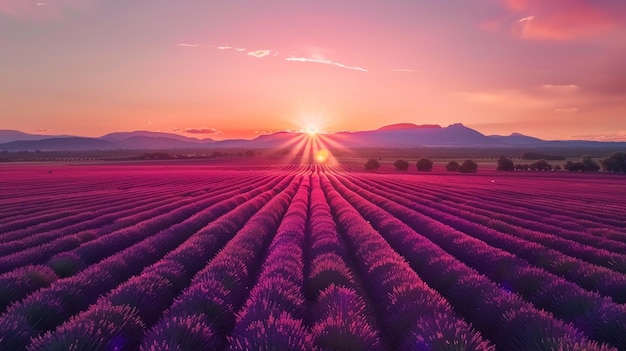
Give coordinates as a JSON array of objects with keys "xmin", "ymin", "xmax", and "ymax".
[{"xmin": 1, "ymin": 0, "xmax": 625, "ymax": 141}]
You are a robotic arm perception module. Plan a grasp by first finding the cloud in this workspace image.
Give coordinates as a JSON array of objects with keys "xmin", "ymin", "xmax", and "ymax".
[
  {"xmin": 0, "ymin": 0, "xmax": 92, "ymax": 20},
  {"xmin": 35, "ymin": 128, "xmax": 49, "ymax": 132},
  {"xmin": 247, "ymin": 50, "xmax": 272, "ymax": 58},
  {"xmin": 285, "ymin": 56, "xmax": 367, "ymax": 72},
  {"xmin": 570, "ymin": 132, "xmax": 626, "ymax": 142},
  {"xmin": 143, "ymin": 121, "xmax": 152, "ymax": 126},
  {"xmin": 177, "ymin": 43, "xmax": 200, "ymax": 48},
  {"xmin": 517, "ymin": 16, "xmax": 535, "ymax": 23},
  {"xmin": 542, "ymin": 84, "xmax": 579, "ymax": 91},
  {"xmin": 554, "ymin": 107, "xmax": 580, "ymax": 113},
  {"xmin": 486, "ymin": 0, "xmax": 623, "ymax": 40},
  {"xmin": 184, "ymin": 127, "xmax": 223, "ymax": 134},
  {"xmin": 217, "ymin": 46, "xmax": 246, "ymax": 51}
]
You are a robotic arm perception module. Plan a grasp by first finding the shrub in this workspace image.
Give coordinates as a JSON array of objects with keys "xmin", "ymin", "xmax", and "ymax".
[
  {"xmin": 529, "ymin": 159, "xmax": 552, "ymax": 171},
  {"xmin": 0, "ymin": 266, "xmax": 58, "ymax": 311},
  {"xmin": 601, "ymin": 152, "xmax": 626, "ymax": 173},
  {"xmin": 47, "ymin": 253, "xmax": 85, "ymax": 278},
  {"xmin": 140, "ymin": 315, "xmax": 219, "ymax": 351},
  {"xmin": 416, "ymin": 158, "xmax": 434, "ymax": 172},
  {"xmin": 497, "ymin": 156, "xmax": 515, "ymax": 171},
  {"xmin": 364, "ymin": 159, "xmax": 380, "ymax": 170},
  {"xmin": 564, "ymin": 156, "xmax": 600, "ymax": 172},
  {"xmin": 445, "ymin": 161, "xmax": 459, "ymax": 172},
  {"xmin": 28, "ymin": 303, "xmax": 145, "ymax": 351},
  {"xmin": 458, "ymin": 160, "xmax": 478, "ymax": 173},
  {"xmin": 394, "ymin": 160, "xmax": 409, "ymax": 171}
]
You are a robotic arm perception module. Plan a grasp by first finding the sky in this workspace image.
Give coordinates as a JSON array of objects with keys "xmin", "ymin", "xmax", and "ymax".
[{"xmin": 1, "ymin": 0, "xmax": 625, "ymax": 141}]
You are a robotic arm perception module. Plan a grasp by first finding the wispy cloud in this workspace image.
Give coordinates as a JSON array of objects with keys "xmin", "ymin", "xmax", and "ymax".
[
  {"xmin": 247, "ymin": 50, "xmax": 272, "ymax": 58},
  {"xmin": 554, "ymin": 107, "xmax": 580, "ymax": 113},
  {"xmin": 217, "ymin": 46, "xmax": 246, "ymax": 51},
  {"xmin": 0, "ymin": 0, "xmax": 91, "ymax": 20},
  {"xmin": 571, "ymin": 132, "xmax": 626, "ymax": 142},
  {"xmin": 177, "ymin": 43, "xmax": 200, "ymax": 48},
  {"xmin": 517, "ymin": 15, "xmax": 535, "ymax": 23},
  {"xmin": 35, "ymin": 128, "xmax": 50, "ymax": 132},
  {"xmin": 143, "ymin": 121, "xmax": 152, "ymax": 126},
  {"xmin": 285, "ymin": 56, "xmax": 367, "ymax": 72},
  {"xmin": 542, "ymin": 84, "xmax": 579, "ymax": 90},
  {"xmin": 184, "ymin": 127, "xmax": 223, "ymax": 134}
]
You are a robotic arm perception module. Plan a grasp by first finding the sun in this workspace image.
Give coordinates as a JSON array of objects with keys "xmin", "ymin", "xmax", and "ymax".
[{"xmin": 305, "ymin": 125, "xmax": 318, "ymax": 136}]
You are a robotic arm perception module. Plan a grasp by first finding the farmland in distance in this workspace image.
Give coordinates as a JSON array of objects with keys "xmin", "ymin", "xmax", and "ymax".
[{"xmin": 0, "ymin": 160, "xmax": 625, "ymax": 351}]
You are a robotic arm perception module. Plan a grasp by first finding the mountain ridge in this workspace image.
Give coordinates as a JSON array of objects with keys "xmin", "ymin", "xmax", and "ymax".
[{"xmin": 1, "ymin": 124, "xmax": 624, "ymax": 151}]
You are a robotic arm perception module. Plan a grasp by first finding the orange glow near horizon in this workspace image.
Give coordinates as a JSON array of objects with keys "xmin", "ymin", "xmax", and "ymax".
[{"xmin": 2, "ymin": 2, "xmax": 626, "ymax": 141}]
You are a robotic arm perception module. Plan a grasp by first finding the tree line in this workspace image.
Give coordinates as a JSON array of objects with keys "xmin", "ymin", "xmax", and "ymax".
[
  {"xmin": 365, "ymin": 158, "xmax": 478, "ymax": 173},
  {"xmin": 497, "ymin": 152, "xmax": 626, "ymax": 173},
  {"xmin": 364, "ymin": 152, "xmax": 626, "ymax": 173}
]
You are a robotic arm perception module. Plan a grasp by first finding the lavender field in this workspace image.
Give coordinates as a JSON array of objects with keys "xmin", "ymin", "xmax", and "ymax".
[{"xmin": 1, "ymin": 163, "xmax": 625, "ymax": 350}]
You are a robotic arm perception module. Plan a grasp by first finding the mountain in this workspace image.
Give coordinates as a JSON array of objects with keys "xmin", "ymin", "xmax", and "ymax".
[
  {"xmin": 377, "ymin": 123, "xmax": 441, "ymax": 131},
  {"xmin": 0, "ymin": 137, "xmax": 115, "ymax": 151},
  {"xmin": 332, "ymin": 123, "xmax": 499, "ymax": 148},
  {"xmin": 0, "ymin": 130, "xmax": 72, "ymax": 144},
  {"xmin": 489, "ymin": 132, "xmax": 544, "ymax": 145},
  {"xmin": 1, "ymin": 124, "xmax": 625, "ymax": 151},
  {"xmin": 101, "ymin": 131, "xmax": 214, "ymax": 144}
]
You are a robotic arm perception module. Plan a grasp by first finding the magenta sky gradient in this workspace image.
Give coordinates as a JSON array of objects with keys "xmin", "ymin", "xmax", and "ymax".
[{"xmin": 1, "ymin": 0, "xmax": 625, "ymax": 140}]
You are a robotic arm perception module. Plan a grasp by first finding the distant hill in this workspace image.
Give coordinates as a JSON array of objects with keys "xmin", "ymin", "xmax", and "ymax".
[
  {"xmin": 0, "ymin": 137, "xmax": 115, "ymax": 151},
  {"xmin": 488, "ymin": 132, "xmax": 545, "ymax": 145},
  {"xmin": 377, "ymin": 123, "xmax": 441, "ymax": 131},
  {"xmin": 101, "ymin": 131, "xmax": 214, "ymax": 144},
  {"xmin": 0, "ymin": 130, "xmax": 72, "ymax": 144},
  {"xmin": 1, "ymin": 125, "xmax": 625, "ymax": 151}
]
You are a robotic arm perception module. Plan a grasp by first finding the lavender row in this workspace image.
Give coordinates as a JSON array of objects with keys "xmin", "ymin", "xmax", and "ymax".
[
  {"xmin": 379, "ymin": 177, "xmax": 626, "ymax": 258},
  {"xmin": 334, "ymin": 174, "xmax": 626, "ymax": 349},
  {"xmin": 385, "ymin": 178, "xmax": 626, "ymax": 255},
  {"xmin": 354, "ymin": 176, "xmax": 626, "ymax": 302},
  {"xmin": 27, "ymin": 175, "xmax": 299, "ymax": 351},
  {"xmin": 0, "ymin": 175, "xmax": 263, "ymax": 262},
  {"xmin": 401, "ymin": 175, "xmax": 626, "ymax": 229},
  {"xmin": 0, "ymin": 173, "xmax": 222, "ymax": 225},
  {"xmin": 320, "ymin": 173, "xmax": 493, "ymax": 350},
  {"xmin": 54, "ymin": 176, "xmax": 280, "ymax": 275},
  {"xmin": 0, "ymin": 174, "xmax": 293, "ymax": 350},
  {"xmin": 0, "ymin": 178, "xmax": 190, "ymax": 233},
  {"xmin": 140, "ymin": 175, "xmax": 302, "ymax": 350},
  {"xmin": 0, "ymin": 174, "xmax": 248, "ymax": 244},
  {"xmin": 0, "ymin": 175, "xmax": 284, "ymax": 314},
  {"xmin": 331, "ymin": 173, "xmax": 619, "ymax": 350},
  {"xmin": 227, "ymin": 175, "xmax": 313, "ymax": 350},
  {"xmin": 307, "ymin": 174, "xmax": 384, "ymax": 350}
]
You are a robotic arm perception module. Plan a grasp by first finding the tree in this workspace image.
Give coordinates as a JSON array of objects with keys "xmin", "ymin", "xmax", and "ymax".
[
  {"xmin": 497, "ymin": 156, "xmax": 515, "ymax": 171},
  {"xmin": 515, "ymin": 164, "xmax": 529, "ymax": 171},
  {"xmin": 445, "ymin": 161, "xmax": 459, "ymax": 172},
  {"xmin": 458, "ymin": 160, "xmax": 478, "ymax": 173},
  {"xmin": 580, "ymin": 155, "xmax": 600, "ymax": 172},
  {"xmin": 529, "ymin": 159, "xmax": 552, "ymax": 171},
  {"xmin": 365, "ymin": 159, "xmax": 380, "ymax": 170},
  {"xmin": 564, "ymin": 156, "xmax": 600, "ymax": 172},
  {"xmin": 416, "ymin": 158, "xmax": 434, "ymax": 172},
  {"xmin": 394, "ymin": 159, "xmax": 409, "ymax": 171},
  {"xmin": 601, "ymin": 152, "xmax": 626, "ymax": 173}
]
